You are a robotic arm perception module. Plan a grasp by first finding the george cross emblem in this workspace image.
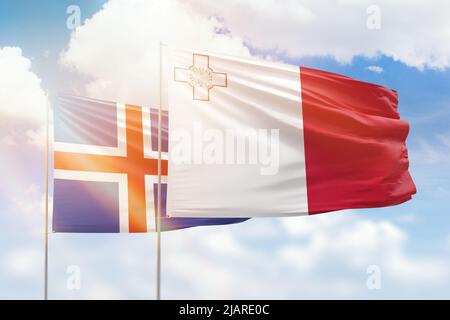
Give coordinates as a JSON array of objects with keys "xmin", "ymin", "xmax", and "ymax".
[{"xmin": 174, "ymin": 53, "xmax": 227, "ymax": 101}]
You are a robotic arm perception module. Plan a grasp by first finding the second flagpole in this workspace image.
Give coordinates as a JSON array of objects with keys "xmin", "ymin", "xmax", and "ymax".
[
  {"xmin": 156, "ymin": 41, "xmax": 163, "ymax": 300},
  {"xmin": 44, "ymin": 91, "xmax": 50, "ymax": 300}
]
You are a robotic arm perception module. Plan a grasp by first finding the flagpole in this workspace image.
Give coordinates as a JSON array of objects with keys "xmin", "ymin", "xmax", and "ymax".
[
  {"xmin": 156, "ymin": 41, "xmax": 163, "ymax": 300},
  {"xmin": 44, "ymin": 91, "xmax": 50, "ymax": 300}
]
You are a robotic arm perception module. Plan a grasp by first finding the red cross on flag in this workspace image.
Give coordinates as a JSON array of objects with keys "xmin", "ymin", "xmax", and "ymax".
[{"xmin": 166, "ymin": 48, "xmax": 416, "ymax": 218}]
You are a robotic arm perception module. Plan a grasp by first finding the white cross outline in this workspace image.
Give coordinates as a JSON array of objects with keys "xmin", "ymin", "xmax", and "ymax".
[{"xmin": 174, "ymin": 53, "xmax": 227, "ymax": 101}]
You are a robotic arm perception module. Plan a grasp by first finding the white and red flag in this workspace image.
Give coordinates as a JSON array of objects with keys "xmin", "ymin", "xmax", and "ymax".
[{"xmin": 166, "ymin": 49, "xmax": 416, "ymax": 218}]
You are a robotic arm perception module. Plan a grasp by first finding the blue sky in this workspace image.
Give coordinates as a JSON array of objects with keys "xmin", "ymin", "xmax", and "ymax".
[{"xmin": 1, "ymin": 0, "xmax": 450, "ymax": 299}]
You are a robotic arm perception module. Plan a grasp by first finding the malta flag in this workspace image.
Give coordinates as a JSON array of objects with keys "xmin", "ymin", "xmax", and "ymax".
[
  {"xmin": 52, "ymin": 95, "xmax": 247, "ymax": 233},
  {"xmin": 166, "ymin": 49, "xmax": 416, "ymax": 218}
]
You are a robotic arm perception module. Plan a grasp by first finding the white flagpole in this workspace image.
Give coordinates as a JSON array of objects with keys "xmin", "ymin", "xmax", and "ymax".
[
  {"xmin": 156, "ymin": 41, "xmax": 163, "ymax": 300},
  {"xmin": 44, "ymin": 91, "xmax": 50, "ymax": 300}
]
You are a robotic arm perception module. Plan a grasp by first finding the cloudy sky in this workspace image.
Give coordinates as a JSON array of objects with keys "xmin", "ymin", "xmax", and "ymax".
[{"xmin": 1, "ymin": 0, "xmax": 450, "ymax": 299}]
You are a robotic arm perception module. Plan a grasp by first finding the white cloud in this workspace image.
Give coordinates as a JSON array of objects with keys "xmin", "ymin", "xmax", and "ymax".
[
  {"xmin": 11, "ymin": 184, "xmax": 45, "ymax": 215},
  {"xmin": 2, "ymin": 203, "xmax": 445, "ymax": 299},
  {"xmin": 60, "ymin": 0, "xmax": 250, "ymax": 106},
  {"xmin": 0, "ymin": 47, "xmax": 47, "ymax": 124},
  {"xmin": 42, "ymin": 49, "xmax": 51, "ymax": 58},
  {"xmin": 9, "ymin": 184, "xmax": 47, "ymax": 238},
  {"xmin": 190, "ymin": 0, "xmax": 450, "ymax": 70},
  {"xmin": 0, "ymin": 44, "xmax": 49, "ymax": 293},
  {"xmin": 279, "ymin": 215, "xmax": 449, "ymax": 285},
  {"xmin": 85, "ymin": 284, "xmax": 123, "ymax": 300},
  {"xmin": 47, "ymin": 234, "xmax": 158, "ymax": 300},
  {"xmin": 3, "ymin": 247, "xmax": 41, "ymax": 279},
  {"xmin": 395, "ymin": 214, "xmax": 418, "ymax": 224},
  {"xmin": 26, "ymin": 125, "xmax": 46, "ymax": 148},
  {"xmin": 0, "ymin": 134, "xmax": 16, "ymax": 146},
  {"xmin": 161, "ymin": 215, "xmax": 450, "ymax": 299},
  {"xmin": 367, "ymin": 65, "xmax": 384, "ymax": 73},
  {"xmin": 413, "ymin": 132, "xmax": 450, "ymax": 165}
]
